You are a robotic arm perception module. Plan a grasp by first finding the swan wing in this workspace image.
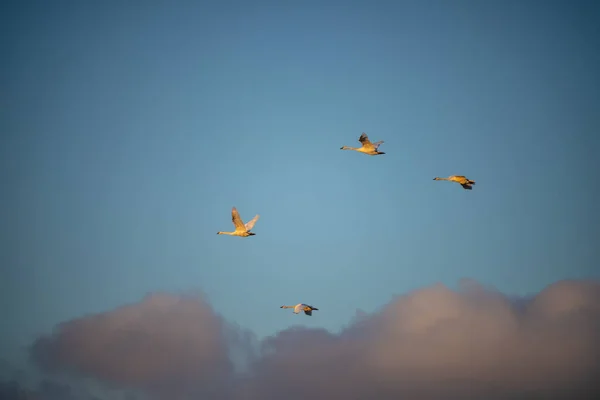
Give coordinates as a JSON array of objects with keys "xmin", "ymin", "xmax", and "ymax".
[
  {"xmin": 453, "ymin": 176, "xmax": 470, "ymax": 185},
  {"xmin": 231, "ymin": 207, "xmax": 246, "ymax": 230},
  {"xmin": 244, "ymin": 214, "xmax": 260, "ymax": 231},
  {"xmin": 358, "ymin": 132, "xmax": 372, "ymax": 147},
  {"xmin": 372, "ymin": 140, "xmax": 384, "ymax": 150}
]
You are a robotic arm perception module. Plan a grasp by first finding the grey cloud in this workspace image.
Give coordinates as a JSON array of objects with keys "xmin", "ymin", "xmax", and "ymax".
[
  {"xmin": 244, "ymin": 279, "xmax": 600, "ymax": 400},
  {"xmin": 30, "ymin": 292, "xmax": 236, "ymax": 399},
  {"xmin": 30, "ymin": 279, "xmax": 600, "ymax": 400},
  {"xmin": 0, "ymin": 378, "xmax": 84, "ymax": 400}
]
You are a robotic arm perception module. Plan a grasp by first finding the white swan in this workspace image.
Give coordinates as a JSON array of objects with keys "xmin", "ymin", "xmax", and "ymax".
[
  {"xmin": 340, "ymin": 132, "xmax": 385, "ymax": 156},
  {"xmin": 280, "ymin": 303, "xmax": 319, "ymax": 316},
  {"xmin": 217, "ymin": 207, "xmax": 259, "ymax": 237},
  {"xmin": 433, "ymin": 175, "xmax": 476, "ymax": 190}
]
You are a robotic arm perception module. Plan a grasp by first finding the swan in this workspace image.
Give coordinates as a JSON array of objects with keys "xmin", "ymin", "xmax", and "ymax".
[
  {"xmin": 217, "ymin": 207, "xmax": 259, "ymax": 237},
  {"xmin": 280, "ymin": 303, "xmax": 319, "ymax": 316},
  {"xmin": 340, "ymin": 132, "xmax": 385, "ymax": 156},
  {"xmin": 433, "ymin": 175, "xmax": 476, "ymax": 190}
]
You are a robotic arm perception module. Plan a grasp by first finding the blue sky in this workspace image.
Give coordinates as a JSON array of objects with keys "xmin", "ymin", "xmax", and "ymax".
[{"xmin": 1, "ymin": 0, "xmax": 598, "ymax": 373}]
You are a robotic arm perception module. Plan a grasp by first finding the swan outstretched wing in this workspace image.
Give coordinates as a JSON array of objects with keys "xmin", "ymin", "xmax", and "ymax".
[
  {"xmin": 358, "ymin": 132, "xmax": 372, "ymax": 147},
  {"xmin": 231, "ymin": 207, "xmax": 246, "ymax": 230},
  {"xmin": 451, "ymin": 176, "xmax": 471, "ymax": 185},
  {"xmin": 303, "ymin": 304, "xmax": 318, "ymax": 315},
  {"xmin": 244, "ymin": 214, "xmax": 260, "ymax": 231},
  {"xmin": 372, "ymin": 140, "xmax": 384, "ymax": 150}
]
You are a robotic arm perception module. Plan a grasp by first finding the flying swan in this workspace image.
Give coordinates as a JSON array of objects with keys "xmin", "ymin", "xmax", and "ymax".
[
  {"xmin": 217, "ymin": 207, "xmax": 260, "ymax": 237},
  {"xmin": 340, "ymin": 132, "xmax": 385, "ymax": 156},
  {"xmin": 280, "ymin": 303, "xmax": 319, "ymax": 316},
  {"xmin": 433, "ymin": 175, "xmax": 476, "ymax": 190}
]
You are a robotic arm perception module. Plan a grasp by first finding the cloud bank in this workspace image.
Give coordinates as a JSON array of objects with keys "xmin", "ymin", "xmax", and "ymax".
[
  {"xmin": 30, "ymin": 279, "xmax": 600, "ymax": 400},
  {"xmin": 30, "ymin": 293, "xmax": 235, "ymax": 399}
]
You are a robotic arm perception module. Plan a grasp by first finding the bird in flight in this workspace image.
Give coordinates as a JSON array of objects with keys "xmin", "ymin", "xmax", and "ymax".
[
  {"xmin": 340, "ymin": 132, "xmax": 385, "ymax": 156},
  {"xmin": 217, "ymin": 207, "xmax": 260, "ymax": 237},
  {"xmin": 433, "ymin": 175, "xmax": 476, "ymax": 190},
  {"xmin": 280, "ymin": 303, "xmax": 319, "ymax": 316}
]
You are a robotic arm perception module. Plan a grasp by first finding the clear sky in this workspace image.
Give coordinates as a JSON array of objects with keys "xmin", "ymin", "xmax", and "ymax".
[{"xmin": 1, "ymin": 0, "xmax": 599, "ymax": 377}]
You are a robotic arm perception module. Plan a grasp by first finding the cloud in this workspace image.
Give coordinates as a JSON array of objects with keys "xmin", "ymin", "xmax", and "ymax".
[
  {"xmin": 0, "ymin": 378, "xmax": 83, "ymax": 400},
  {"xmin": 30, "ymin": 292, "xmax": 235, "ymax": 399},
  {"xmin": 243, "ymin": 279, "xmax": 600, "ymax": 400},
  {"xmin": 30, "ymin": 279, "xmax": 600, "ymax": 400},
  {"xmin": 0, "ymin": 379, "xmax": 30, "ymax": 399}
]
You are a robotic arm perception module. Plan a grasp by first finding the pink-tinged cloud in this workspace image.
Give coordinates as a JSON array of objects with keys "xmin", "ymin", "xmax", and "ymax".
[
  {"xmin": 30, "ymin": 279, "xmax": 600, "ymax": 400},
  {"xmin": 30, "ymin": 292, "xmax": 234, "ymax": 399},
  {"xmin": 243, "ymin": 279, "xmax": 600, "ymax": 400}
]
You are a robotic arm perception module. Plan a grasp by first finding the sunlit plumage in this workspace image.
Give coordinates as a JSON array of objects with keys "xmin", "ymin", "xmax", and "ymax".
[
  {"xmin": 340, "ymin": 132, "xmax": 385, "ymax": 156},
  {"xmin": 216, "ymin": 207, "xmax": 260, "ymax": 237},
  {"xmin": 280, "ymin": 303, "xmax": 319, "ymax": 316},
  {"xmin": 433, "ymin": 175, "xmax": 476, "ymax": 190}
]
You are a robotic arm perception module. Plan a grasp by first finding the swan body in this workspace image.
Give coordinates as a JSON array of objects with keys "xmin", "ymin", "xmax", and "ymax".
[
  {"xmin": 433, "ymin": 175, "xmax": 476, "ymax": 190},
  {"xmin": 340, "ymin": 132, "xmax": 385, "ymax": 156},
  {"xmin": 280, "ymin": 303, "xmax": 319, "ymax": 316},
  {"xmin": 217, "ymin": 207, "xmax": 259, "ymax": 237}
]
